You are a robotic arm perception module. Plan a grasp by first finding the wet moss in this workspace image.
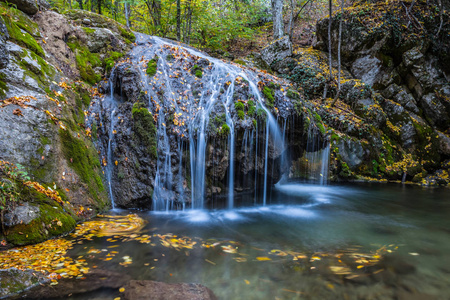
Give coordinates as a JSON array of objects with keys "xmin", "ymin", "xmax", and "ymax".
[
  {"xmin": 146, "ymin": 57, "xmax": 158, "ymax": 77},
  {"xmin": 59, "ymin": 129, "xmax": 105, "ymax": 202},
  {"xmin": 192, "ymin": 65, "xmax": 203, "ymax": 78},
  {"xmin": 257, "ymin": 108, "xmax": 267, "ymax": 121},
  {"xmin": 132, "ymin": 102, "xmax": 157, "ymax": 158},
  {"xmin": 219, "ymin": 123, "xmax": 230, "ymax": 136},
  {"xmin": 237, "ymin": 110, "xmax": 245, "ymax": 120},
  {"xmin": 247, "ymin": 100, "xmax": 256, "ymax": 116},
  {"xmin": 262, "ymin": 86, "xmax": 275, "ymax": 108},
  {"xmin": 234, "ymin": 102, "xmax": 244, "ymax": 111},
  {"xmin": 104, "ymin": 51, "xmax": 124, "ymax": 73}
]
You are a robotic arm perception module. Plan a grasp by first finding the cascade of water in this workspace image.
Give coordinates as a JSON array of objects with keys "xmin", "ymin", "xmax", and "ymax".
[
  {"xmin": 117, "ymin": 34, "xmax": 287, "ymax": 210},
  {"xmin": 304, "ymin": 126, "xmax": 330, "ymax": 185},
  {"xmin": 105, "ymin": 73, "xmax": 118, "ymax": 209},
  {"xmin": 319, "ymin": 143, "xmax": 330, "ymax": 185},
  {"xmin": 263, "ymin": 122, "xmax": 270, "ymax": 205},
  {"xmin": 106, "ymin": 108, "xmax": 116, "ymax": 208},
  {"xmin": 254, "ymin": 128, "xmax": 258, "ymax": 204}
]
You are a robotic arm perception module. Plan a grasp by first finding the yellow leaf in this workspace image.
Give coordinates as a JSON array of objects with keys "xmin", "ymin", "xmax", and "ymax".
[
  {"xmin": 244, "ymin": 279, "xmax": 250, "ymax": 285},
  {"xmin": 256, "ymin": 257, "xmax": 271, "ymax": 261},
  {"xmin": 119, "ymin": 287, "xmax": 125, "ymax": 293}
]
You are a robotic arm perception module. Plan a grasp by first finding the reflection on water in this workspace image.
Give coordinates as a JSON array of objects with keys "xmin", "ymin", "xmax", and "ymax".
[{"xmin": 32, "ymin": 184, "xmax": 450, "ymax": 299}]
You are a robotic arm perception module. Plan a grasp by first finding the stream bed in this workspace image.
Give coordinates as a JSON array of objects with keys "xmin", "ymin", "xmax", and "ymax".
[{"xmin": 9, "ymin": 183, "xmax": 450, "ymax": 299}]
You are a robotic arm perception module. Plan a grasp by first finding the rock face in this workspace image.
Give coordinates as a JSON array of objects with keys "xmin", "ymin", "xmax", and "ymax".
[
  {"xmin": 0, "ymin": 6, "xmax": 135, "ymax": 245},
  {"xmin": 256, "ymin": 36, "xmax": 293, "ymax": 69},
  {"xmin": 123, "ymin": 280, "xmax": 217, "ymax": 300},
  {"xmin": 308, "ymin": 0, "xmax": 450, "ymax": 185}
]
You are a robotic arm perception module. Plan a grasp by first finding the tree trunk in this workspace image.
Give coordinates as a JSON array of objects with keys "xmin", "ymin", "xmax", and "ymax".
[
  {"xmin": 288, "ymin": 0, "xmax": 294, "ymax": 40},
  {"xmin": 125, "ymin": 2, "xmax": 130, "ymax": 28},
  {"xmin": 332, "ymin": 0, "xmax": 346, "ymax": 106},
  {"xmin": 272, "ymin": 0, "xmax": 284, "ymax": 39},
  {"xmin": 323, "ymin": 0, "xmax": 332, "ymax": 100},
  {"xmin": 98, "ymin": 0, "xmax": 102, "ymax": 14},
  {"xmin": 77, "ymin": 0, "xmax": 83, "ymax": 10},
  {"xmin": 176, "ymin": 0, "xmax": 181, "ymax": 41}
]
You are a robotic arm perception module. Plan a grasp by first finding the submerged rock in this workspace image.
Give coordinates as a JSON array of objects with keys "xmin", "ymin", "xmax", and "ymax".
[{"xmin": 123, "ymin": 280, "xmax": 217, "ymax": 300}]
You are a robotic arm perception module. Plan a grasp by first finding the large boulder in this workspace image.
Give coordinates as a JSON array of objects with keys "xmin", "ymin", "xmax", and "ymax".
[
  {"xmin": 2, "ymin": 0, "xmax": 39, "ymax": 15},
  {"xmin": 257, "ymin": 36, "xmax": 292, "ymax": 68},
  {"xmin": 123, "ymin": 281, "xmax": 217, "ymax": 300},
  {"xmin": 4, "ymin": 202, "xmax": 40, "ymax": 227}
]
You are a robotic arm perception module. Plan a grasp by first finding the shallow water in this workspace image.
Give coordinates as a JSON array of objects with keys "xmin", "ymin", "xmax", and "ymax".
[{"xmin": 58, "ymin": 183, "xmax": 450, "ymax": 299}]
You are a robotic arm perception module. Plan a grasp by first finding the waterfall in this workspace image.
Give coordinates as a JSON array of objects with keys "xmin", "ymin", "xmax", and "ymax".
[
  {"xmin": 304, "ymin": 126, "xmax": 330, "ymax": 185},
  {"xmin": 105, "ymin": 73, "xmax": 118, "ymax": 209},
  {"xmin": 101, "ymin": 33, "xmax": 289, "ymax": 211}
]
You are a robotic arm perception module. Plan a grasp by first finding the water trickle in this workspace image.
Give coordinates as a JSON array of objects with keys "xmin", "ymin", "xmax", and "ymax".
[{"xmin": 304, "ymin": 126, "xmax": 330, "ymax": 185}]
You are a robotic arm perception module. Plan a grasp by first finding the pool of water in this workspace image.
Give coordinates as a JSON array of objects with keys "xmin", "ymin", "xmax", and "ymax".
[{"xmin": 56, "ymin": 183, "xmax": 450, "ymax": 299}]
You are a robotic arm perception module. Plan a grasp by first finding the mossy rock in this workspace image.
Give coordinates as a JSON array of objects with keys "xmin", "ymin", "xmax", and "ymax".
[
  {"xmin": 64, "ymin": 9, "xmax": 135, "ymax": 43},
  {"xmin": 262, "ymin": 86, "xmax": 275, "ymax": 108},
  {"xmin": 67, "ymin": 40, "xmax": 102, "ymax": 84},
  {"xmin": 146, "ymin": 57, "xmax": 158, "ymax": 77},
  {"xmin": 5, "ymin": 187, "xmax": 76, "ymax": 246},
  {"xmin": 0, "ymin": 72, "xmax": 8, "ymax": 97},
  {"xmin": 59, "ymin": 129, "xmax": 105, "ymax": 204},
  {"xmin": 104, "ymin": 51, "xmax": 124, "ymax": 73},
  {"xmin": 192, "ymin": 65, "xmax": 203, "ymax": 78},
  {"xmin": 0, "ymin": 4, "xmax": 44, "ymax": 57},
  {"xmin": 132, "ymin": 102, "xmax": 157, "ymax": 158}
]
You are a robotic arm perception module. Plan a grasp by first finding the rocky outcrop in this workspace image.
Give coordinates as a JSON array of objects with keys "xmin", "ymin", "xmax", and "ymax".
[
  {"xmin": 307, "ymin": 0, "xmax": 450, "ymax": 184},
  {"xmin": 0, "ymin": 5, "xmax": 135, "ymax": 246},
  {"xmin": 3, "ymin": 0, "xmax": 38, "ymax": 15},
  {"xmin": 255, "ymin": 36, "xmax": 292, "ymax": 69}
]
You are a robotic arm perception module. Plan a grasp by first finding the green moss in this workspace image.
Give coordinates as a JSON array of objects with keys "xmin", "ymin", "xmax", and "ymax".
[
  {"xmin": 0, "ymin": 72, "xmax": 8, "ymax": 97},
  {"xmin": 234, "ymin": 59, "xmax": 246, "ymax": 66},
  {"xmin": 234, "ymin": 102, "xmax": 245, "ymax": 111},
  {"xmin": 67, "ymin": 40, "xmax": 102, "ymax": 84},
  {"xmin": 192, "ymin": 64, "xmax": 203, "ymax": 78},
  {"xmin": 0, "ymin": 15, "xmax": 44, "ymax": 57},
  {"xmin": 118, "ymin": 26, "xmax": 136, "ymax": 42},
  {"xmin": 247, "ymin": 100, "xmax": 256, "ymax": 116},
  {"xmin": 6, "ymin": 187, "xmax": 76, "ymax": 246},
  {"xmin": 287, "ymin": 89, "xmax": 301, "ymax": 100},
  {"xmin": 104, "ymin": 51, "xmax": 124, "ymax": 73},
  {"xmin": 220, "ymin": 123, "xmax": 230, "ymax": 136},
  {"xmin": 132, "ymin": 102, "xmax": 157, "ymax": 158},
  {"xmin": 237, "ymin": 110, "xmax": 245, "ymax": 120},
  {"xmin": 82, "ymin": 27, "xmax": 96, "ymax": 34},
  {"xmin": 257, "ymin": 108, "xmax": 267, "ymax": 121},
  {"xmin": 252, "ymin": 119, "xmax": 257, "ymax": 128},
  {"xmin": 262, "ymin": 86, "xmax": 275, "ymax": 108},
  {"xmin": 146, "ymin": 57, "xmax": 158, "ymax": 77},
  {"xmin": 59, "ymin": 129, "xmax": 105, "ymax": 202}
]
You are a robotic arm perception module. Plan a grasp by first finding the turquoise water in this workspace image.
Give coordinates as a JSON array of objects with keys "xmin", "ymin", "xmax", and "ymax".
[{"xmin": 57, "ymin": 183, "xmax": 450, "ymax": 299}]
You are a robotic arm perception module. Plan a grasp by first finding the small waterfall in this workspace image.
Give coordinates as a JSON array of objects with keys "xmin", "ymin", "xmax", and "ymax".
[
  {"xmin": 304, "ymin": 126, "xmax": 330, "ymax": 185},
  {"xmin": 105, "ymin": 73, "xmax": 118, "ymax": 209},
  {"xmin": 106, "ymin": 108, "xmax": 116, "ymax": 208}
]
